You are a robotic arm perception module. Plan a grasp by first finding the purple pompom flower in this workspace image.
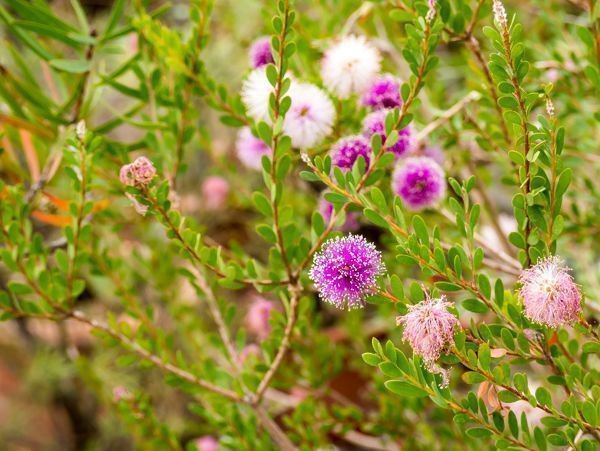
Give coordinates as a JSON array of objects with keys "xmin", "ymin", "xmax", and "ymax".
[
  {"xmin": 518, "ymin": 256, "xmax": 582, "ymax": 328},
  {"xmin": 361, "ymin": 75, "xmax": 402, "ymax": 110},
  {"xmin": 236, "ymin": 127, "xmax": 270, "ymax": 170},
  {"xmin": 362, "ymin": 109, "xmax": 413, "ymax": 158},
  {"xmin": 391, "ymin": 156, "xmax": 446, "ymax": 211},
  {"xmin": 249, "ymin": 36, "xmax": 274, "ymax": 68},
  {"xmin": 330, "ymin": 135, "xmax": 371, "ymax": 171},
  {"xmin": 309, "ymin": 234, "xmax": 385, "ymax": 309},
  {"xmin": 318, "ymin": 194, "xmax": 360, "ymax": 232},
  {"xmin": 396, "ymin": 292, "xmax": 460, "ymax": 386}
]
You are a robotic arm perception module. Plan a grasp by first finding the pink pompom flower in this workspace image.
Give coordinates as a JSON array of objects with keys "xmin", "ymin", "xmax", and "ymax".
[
  {"xmin": 309, "ymin": 234, "xmax": 385, "ymax": 310},
  {"xmin": 362, "ymin": 109, "xmax": 413, "ymax": 158},
  {"xmin": 249, "ymin": 36, "xmax": 274, "ymax": 68},
  {"xmin": 391, "ymin": 156, "xmax": 446, "ymax": 211},
  {"xmin": 396, "ymin": 292, "xmax": 460, "ymax": 386},
  {"xmin": 518, "ymin": 256, "xmax": 582, "ymax": 328}
]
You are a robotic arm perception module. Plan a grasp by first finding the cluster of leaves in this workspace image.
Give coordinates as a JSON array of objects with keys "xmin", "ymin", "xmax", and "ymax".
[{"xmin": 0, "ymin": 0, "xmax": 599, "ymax": 450}]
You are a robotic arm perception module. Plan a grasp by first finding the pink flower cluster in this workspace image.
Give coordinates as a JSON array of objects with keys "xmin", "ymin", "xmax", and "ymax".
[
  {"xmin": 518, "ymin": 256, "xmax": 582, "ymax": 328},
  {"xmin": 396, "ymin": 292, "xmax": 460, "ymax": 386}
]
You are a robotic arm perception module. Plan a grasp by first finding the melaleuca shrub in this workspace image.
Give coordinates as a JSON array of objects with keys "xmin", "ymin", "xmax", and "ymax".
[{"xmin": 0, "ymin": 0, "xmax": 599, "ymax": 450}]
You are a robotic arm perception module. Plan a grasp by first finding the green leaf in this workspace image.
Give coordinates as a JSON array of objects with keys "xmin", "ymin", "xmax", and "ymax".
[
  {"xmin": 364, "ymin": 208, "xmax": 389, "ymax": 228},
  {"xmin": 581, "ymin": 401, "xmax": 596, "ymax": 425},
  {"xmin": 535, "ymin": 387, "xmax": 552, "ymax": 407},
  {"xmin": 582, "ymin": 342, "xmax": 600, "ymax": 354},
  {"xmin": 501, "ymin": 328, "xmax": 515, "ymax": 351},
  {"xmin": 435, "ymin": 281, "xmax": 462, "ymax": 291},
  {"xmin": 462, "ymin": 298, "xmax": 488, "ymax": 313},
  {"xmin": 498, "ymin": 95, "xmax": 519, "ymax": 109},
  {"xmin": 362, "ymin": 353, "xmax": 381, "ymax": 366},
  {"xmin": 555, "ymin": 168, "xmax": 572, "ymax": 198},
  {"xmin": 411, "ymin": 215, "xmax": 429, "ymax": 246},
  {"xmin": 384, "ymin": 380, "xmax": 428, "ymax": 398},
  {"xmin": 477, "ymin": 274, "xmax": 491, "ymax": 299},
  {"xmin": 7, "ymin": 282, "xmax": 33, "ymax": 295},
  {"xmin": 466, "ymin": 428, "xmax": 493, "ymax": 439},
  {"xmin": 478, "ymin": 343, "xmax": 491, "ymax": 370},
  {"xmin": 49, "ymin": 59, "xmax": 91, "ymax": 73},
  {"xmin": 252, "ymin": 192, "xmax": 272, "ymax": 217},
  {"xmin": 462, "ymin": 371, "xmax": 487, "ymax": 384},
  {"xmin": 498, "ymin": 390, "xmax": 520, "ymax": 403}
]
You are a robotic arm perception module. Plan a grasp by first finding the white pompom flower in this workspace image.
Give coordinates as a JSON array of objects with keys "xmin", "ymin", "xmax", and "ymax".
[
  {"xmin": 283, "ymin": 82, "xmax": 336, "ymax": 149},
  {"xmin": 321, "ymin": 35, "xmax": 381, "ymax": 99},
  {"xmin": 241, "ymin": 68, "xmax": 273, "ymax": 122}
]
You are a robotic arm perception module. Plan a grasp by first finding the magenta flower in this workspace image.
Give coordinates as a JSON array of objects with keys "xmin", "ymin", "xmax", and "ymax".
[
  {"xmin": 245, "ymin": 298, "xmax": 275, "ymax": 340},
  {"xmin": 361, "ymin": 75, "xmax": 402, "ymax": 110},
  {"xmin": 201, "ymin": 176, "xmax": 230, "ymax": 210},
  {"xmin": 518, "ymin": 256, "xmax": 582, "ymax": 328},
  {"xmin": 318, "ymin": 194, "xmax": 360, "ymax": 232},
  {"xmin": 330, "ymin": 135, "xmax": 371, "ymax": 171},
  {"xmin": 249, "ymin": 36, "xmax": 274, "ymax": 68},
  {"xmin": 309, "ymin": 234, "xmax": 385, "ymax": 309},
  {"xmin": 396, "ymin": 293, "xmax": 459, "ymax": 386},
  {"xmin": 119, "ymin": 156, "xmax": 156, "ymax": 186},
  {"xmin": 391, "ymin": 156, "xmax": 446, "ymax": 211},
  {"xmin": 362, "ymin": 109, "xmax": 413, "ymax": 158},
  {"xmin": 236, "ymin": 127, "xmax": 271, "ymax": 170}
]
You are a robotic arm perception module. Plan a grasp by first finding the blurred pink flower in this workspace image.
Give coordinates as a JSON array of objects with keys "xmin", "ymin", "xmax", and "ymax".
[
  {"xmin": 201, "ymin": 176, "xmax": 230, "ymax": 210},
  {"xmin": 112, "ymin": 385, "xmax": 129, "ymax": 401},
  {"xmin": 194, "ymin": 436, "xmax": 219, "ymax": 451},
  {"xmin": 245, "ymin": 298, "xmax": 274, "ymax": 340}
]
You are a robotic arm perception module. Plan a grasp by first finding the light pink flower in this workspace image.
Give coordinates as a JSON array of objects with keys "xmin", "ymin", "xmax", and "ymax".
[
  {"xmin": 245, "ymin": 298, "xmax": 274, "ymax": 340},
  {"xmin": 396, "ymin": 292, "xmax": 460, "ymax": 386},
  {"xmin": 518, "ymin": 256, "xmax": 581, "ymax": 328},
  {"xmin": 201, "ymin": 176, "xmax": 230, "ymax": 210}
]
